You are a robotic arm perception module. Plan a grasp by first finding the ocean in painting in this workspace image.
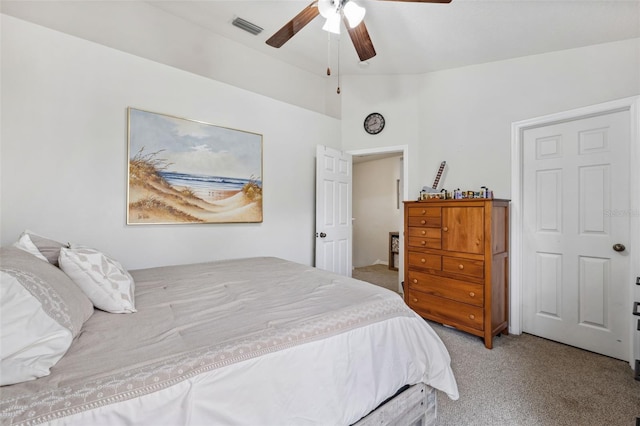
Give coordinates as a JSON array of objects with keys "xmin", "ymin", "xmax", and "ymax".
[{"xmin": 159, "ymin": 171, "xmax": 261, "ymax": 202}]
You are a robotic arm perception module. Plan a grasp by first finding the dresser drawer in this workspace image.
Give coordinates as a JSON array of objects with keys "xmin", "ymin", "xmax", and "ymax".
[
  {"xmin": 407, "ymin": 252, "xmax": 442, "ymax": 270},
  {"xmin": 407, "ymin": 290, "xmax": 484, "ymax": 331},
  {"xmin": 408, "ymin": 216, "xmax": 441, "ymax": 228},
  {"xmin": 407, "ymin": 271, "xmax": 483, "ymax": 306},
  {"xmin": 408, "ymin": 227, "xmax": 441, "ymax": 239},
  {"xmin": 407, "ymin": 228, "xmax": 442, "ymax": 251},
  {"xmin": 408, "ymin": 237, "xmax": 441, "ymax": 250},
  {"xmin": 442, "ymin": 256, "xmax": 484, "ymax": 278},
  {"xmin": 407, "ymin": 206, "xmax": 440, "ymax": 218}
]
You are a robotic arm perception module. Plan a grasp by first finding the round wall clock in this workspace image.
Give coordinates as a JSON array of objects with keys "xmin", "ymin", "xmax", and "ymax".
[{"xmin": 363, "ymin": 112, "xmax": 385, "ymax": 135}]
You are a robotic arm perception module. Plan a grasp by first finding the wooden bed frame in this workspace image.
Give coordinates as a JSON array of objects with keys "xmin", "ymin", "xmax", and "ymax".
[{"xmin": 355, "ymin": 383, "xmax": 437, "ymax": 426}]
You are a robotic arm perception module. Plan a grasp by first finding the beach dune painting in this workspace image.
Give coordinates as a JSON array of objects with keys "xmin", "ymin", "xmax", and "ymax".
[{"xmin": 127, "ymin": 108, "xmax": 263, "ymax": 224}]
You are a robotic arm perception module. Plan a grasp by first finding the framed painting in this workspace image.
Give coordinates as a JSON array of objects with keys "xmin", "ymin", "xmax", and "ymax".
[{"xmin": 127, "ymin": 107, "xmax": 263, "ymax": 224}]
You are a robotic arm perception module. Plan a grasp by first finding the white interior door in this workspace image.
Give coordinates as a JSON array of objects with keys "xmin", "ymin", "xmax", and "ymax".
[
  {"xmin": 315, "ymin": 145, "xmax": 352, "ymax": 276},
  {"xmin": 522, "ymin": 110, "xmax": 631, "ymax": 360}
]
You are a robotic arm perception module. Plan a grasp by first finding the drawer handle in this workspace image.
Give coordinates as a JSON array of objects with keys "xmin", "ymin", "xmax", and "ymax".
[
  {"xmin": 443, "ymin": 227, "xmax": 448, "ymax": 232},
  {"xmin": 412, "ymin": 279, "xmax": 418, "ymax": 284},
  {"xmin": 469, "ymin": 314, "xmax": 475, "ymax": 320},
  {"xmin": 421, "ymin": 230, "xmax": 426, "ymax": 235},
  {"xmin": 420, "ymin": 220, "xmax": 426, "ymax": 225},
  {"xmin": 420, "ymin": 240, "xmax": 426, "ymax": 246},
  {"xmin": 413, "ymin": 298, "xmax": 418, "ymax": 303},
  {"xmin": 420, "ymin": 258, "xmax": 426, "ymax": 263},
  {"xmin": 421, "ymin": 210, "xmax": 426, "ymax": 215},
  {"xmin": 469, "ymin": 292, "xmax": 475, "ymax": 297},
  {"xmin": 476, "ymin": 240, "xmax": 481, "ymax": 245},
  {"xmin": 458, "ymin": 264, "xmax": 464, "ymax": 270}
]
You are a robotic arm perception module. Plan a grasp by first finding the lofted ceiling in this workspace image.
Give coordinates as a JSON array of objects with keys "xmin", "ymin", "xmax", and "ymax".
[{"xmin": 1, "ymin": 1, "xmax": 639, "ymax": 78}]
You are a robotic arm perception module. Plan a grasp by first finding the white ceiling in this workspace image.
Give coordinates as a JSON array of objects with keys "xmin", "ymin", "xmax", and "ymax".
[{"xmin": 2, "ymin": 0, "xmax": 639, "ymax": 77}]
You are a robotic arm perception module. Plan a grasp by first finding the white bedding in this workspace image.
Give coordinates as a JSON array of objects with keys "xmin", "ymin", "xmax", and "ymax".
[{"xmin": 1, "ymin": 257, "xmax": 458, "ymax": 425}]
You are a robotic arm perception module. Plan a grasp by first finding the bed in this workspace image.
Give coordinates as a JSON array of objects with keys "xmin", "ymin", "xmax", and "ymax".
[{"xmin": 0, "ymin": 239, "xmax": 458, "ymax": 426}]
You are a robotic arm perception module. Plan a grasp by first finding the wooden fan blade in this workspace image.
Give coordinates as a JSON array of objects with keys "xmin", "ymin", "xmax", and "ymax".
[
  {"xmin": 266, "ymin": 2, "xmax": 320, "ymax": 48},
  {"xmin": 343, "ymin": 18, "xmax": 377, "ymax": 61}
]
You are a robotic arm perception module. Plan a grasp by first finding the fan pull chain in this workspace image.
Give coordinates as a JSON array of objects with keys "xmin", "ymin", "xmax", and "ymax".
[
  {"xmin": 327, "ymin": 31, "xmax": 331, "ymax": 76},
  {"xmin": 336, "ymin": 37, "xmax": 341, "ymax": 94}
]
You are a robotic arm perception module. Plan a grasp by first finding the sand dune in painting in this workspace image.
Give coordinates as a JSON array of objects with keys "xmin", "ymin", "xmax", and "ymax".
[{"xmin": 128, "ymin": 160, "xmax": 262, "ymax": 224}]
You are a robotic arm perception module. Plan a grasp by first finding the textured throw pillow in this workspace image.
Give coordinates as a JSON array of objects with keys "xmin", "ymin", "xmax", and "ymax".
[
  {"xmin": 59, "ymin": 246, "xmax": 136, "ymax": 314},
  {"xmin": 0, "ymin": 247, "xmax": 94, "ymax": 385},
  {"xmin": 13, "ymin": 230, "xmax": 68, "ymax": 266}
]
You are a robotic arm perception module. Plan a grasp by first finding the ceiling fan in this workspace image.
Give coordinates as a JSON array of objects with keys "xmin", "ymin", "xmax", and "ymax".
[{"xmin": 265, "ymin": 0, "xmax": 452, "ymax": 62}]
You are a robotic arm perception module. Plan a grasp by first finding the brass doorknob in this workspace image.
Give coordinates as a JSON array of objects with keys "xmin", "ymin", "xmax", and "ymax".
[{"xmin": 613, "ymin": 243, "xmax": 626, "ymax": 252}]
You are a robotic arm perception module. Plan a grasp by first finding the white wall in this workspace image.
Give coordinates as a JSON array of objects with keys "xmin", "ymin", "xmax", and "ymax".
[
  {"xmin": 353, "ymin": 156, "xmax": 402, "ymax": 268},
  {"xmin": 0, "ymin": 3, "xmax": 340, "ymax": 118},
  {"xmin": 0, "ymin": 15, "xmax": 341, "ymax": 270},
  {"xmin": 417, "ymin": 38, "xmax": 640, "ymax": 199},
  {"xmin": 342, "ymin": 38, "xmax": 640, "ymax": 200},
  {"xmin": 341, "ymin": 75, "xmax": 423, "ymax": 204}
]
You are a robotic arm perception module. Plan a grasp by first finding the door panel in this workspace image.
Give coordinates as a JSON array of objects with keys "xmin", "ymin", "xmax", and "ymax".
[
  {"xmin": 536, "ymin": 169, "xmax": 562, "ymax": 232},
  {"xmin": 578, "ymin": 256, "xmax": 609, "ymax": 328},
  {"xmin": 523, "ymin": 110, "xmax": 630, "ymax": 360},
  {"xmin": 580, "ymin": 165, "xmax": 609, "ymax": 234},
  {"xmin": 535, "ymin": 252, "xmax": 562, "ymax": 318},
  {"xmin": 442, "ymin": 207, "xmax": 484, "ymax": 254},
  {"xmin": 315, "ymin": 145, "xmax": 352, "ymax": 276}
]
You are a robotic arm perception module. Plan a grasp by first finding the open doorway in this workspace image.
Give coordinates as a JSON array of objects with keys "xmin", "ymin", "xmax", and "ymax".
[{"xmin": 348, "ymin": 146, "xmax": 408, "ymax": 294}]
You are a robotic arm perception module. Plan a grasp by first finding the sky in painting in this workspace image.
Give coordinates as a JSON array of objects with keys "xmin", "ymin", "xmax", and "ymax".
[{"xmin": 128, "ymin": 108, "xmax": 262, "ymax": 180}]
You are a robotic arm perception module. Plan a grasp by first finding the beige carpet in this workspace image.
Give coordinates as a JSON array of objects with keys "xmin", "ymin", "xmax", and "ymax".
[
  {"xmin": 352, "ymin": 264, "xmax": 400, "ymax": 293},
  {"xmin": 429, "ymin": 321, "xmax": 640, "ymax": 426}
]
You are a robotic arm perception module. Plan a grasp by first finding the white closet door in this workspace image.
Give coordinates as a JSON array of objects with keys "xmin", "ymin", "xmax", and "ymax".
[{"xmin": 522, "ymin": 109, "xmax": 631, "ymax": 360}]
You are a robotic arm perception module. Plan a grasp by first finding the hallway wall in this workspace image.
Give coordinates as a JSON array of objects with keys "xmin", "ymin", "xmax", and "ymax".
[{"xmin": 352, "ymin": 156, "xmax": 402, "ymax": 268}]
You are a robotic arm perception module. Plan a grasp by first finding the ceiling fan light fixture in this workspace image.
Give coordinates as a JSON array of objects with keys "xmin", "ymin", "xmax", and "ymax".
[
  {"xmin": 343, "ymin": 1, "xmax": 366, "ymax": 28},
  {"xmin": 322, "ymin": 13, "xmax": 341, "ymax": 34},
  {"xmin": 318, "ymin": 0, "xmax": 336, "ymax": 19}
]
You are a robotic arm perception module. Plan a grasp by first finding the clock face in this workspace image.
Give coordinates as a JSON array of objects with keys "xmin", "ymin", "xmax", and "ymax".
[{"xmin": 364, "ymin": 113, "xmax": 385, "ymax": 135}]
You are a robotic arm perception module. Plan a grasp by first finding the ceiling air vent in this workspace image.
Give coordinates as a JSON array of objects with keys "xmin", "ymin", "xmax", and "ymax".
[{"xmin": 232, "ymin": 17, "xmax": 263, "ymax": 36}]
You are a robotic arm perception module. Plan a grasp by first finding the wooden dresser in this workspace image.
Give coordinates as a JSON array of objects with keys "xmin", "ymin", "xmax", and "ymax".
[{"xmin": 403, "ymin": 199, "xmax": 509, "ymax": 349}]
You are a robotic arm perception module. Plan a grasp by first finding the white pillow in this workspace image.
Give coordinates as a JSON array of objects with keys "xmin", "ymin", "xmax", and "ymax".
[
  {"xmin": 59, "ymin": 246, "xmax": 137, "ymax": 314},
  {"xmin": 12, "ymin": 232, "xmax": 48, "ymax": 262},
  {"xmin": 0, "ymin": 247, "xmax": 93, "ymax": 385},
  {"xmin": 0, "ymin": 271, "xmax": 73, "ymax": 385}
]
